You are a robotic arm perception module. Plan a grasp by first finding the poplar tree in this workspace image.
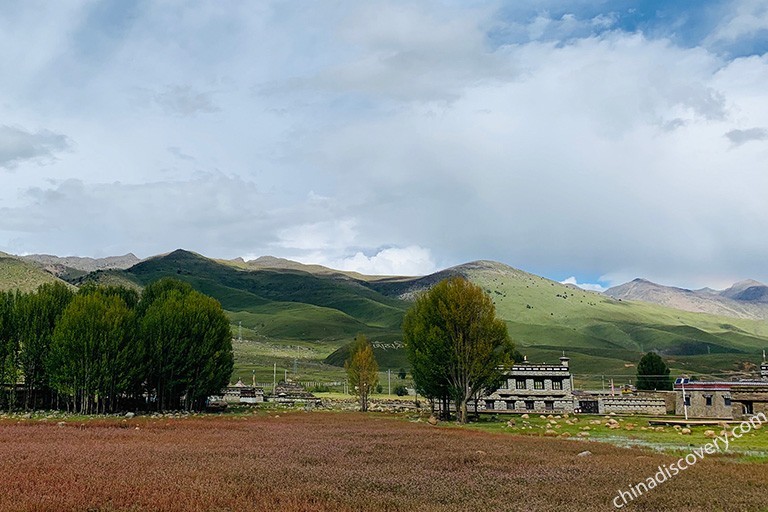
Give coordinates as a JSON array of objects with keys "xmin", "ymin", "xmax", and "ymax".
[
  {"xmin": 140, "ymin": 279, "xmax": 233, "ymax": 411},
  {"xmin": 345, "ymin": 334, "xmax": 379, "ymax": 412},
  {"xmin": 16, "ymin": 282, "xmax": 74, "ymax": 409}
]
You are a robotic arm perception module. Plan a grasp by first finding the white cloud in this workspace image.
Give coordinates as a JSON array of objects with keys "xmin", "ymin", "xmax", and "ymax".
[
  {"xmin": 560, "ymin": 277, "xmax": 607, "ymax": 293},
  {"xmin": 333, "ymin": 246, "xmax": 436, "ymax": 276},
  {"xmin": 707, "ymin": 0, "xmax": 768, "ymax": 44},
  {"xmin": 2, "ymin": 2, "xmax": 768, "ymax": 289},
  {"xmin": 0, "ymin": 125, "xmax": 70, "ymax": 169}
]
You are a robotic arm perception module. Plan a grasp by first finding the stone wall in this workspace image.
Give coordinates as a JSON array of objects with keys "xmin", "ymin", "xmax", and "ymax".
[{"xmin": 599, "ymin": 396, "xmax": 666, "ymax": 415}]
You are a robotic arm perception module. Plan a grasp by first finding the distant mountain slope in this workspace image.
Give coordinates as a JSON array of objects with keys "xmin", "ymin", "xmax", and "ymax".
[
  {"xmin": 362, "ymin": 260, "xmax": 768, "ymax": 379},
  {"xmin": 0, "ymin": 254, "xmax": 70, "ymax": 292},
  {"xmin": 59, "ymin": 250, "xmax": 768, "ymax": 382},
  {"xmin": 21, "ymin": 253, "xmax": 140, "ymax": 281},
  {"xmin": 605, "ymin": 278, "xmax": 768, "ymax": 319}
]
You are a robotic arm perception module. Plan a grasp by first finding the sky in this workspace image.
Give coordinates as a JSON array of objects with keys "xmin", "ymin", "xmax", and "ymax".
[{"xmin": 1, "ymin": 0, "xmax": 768, "ymax": 291}]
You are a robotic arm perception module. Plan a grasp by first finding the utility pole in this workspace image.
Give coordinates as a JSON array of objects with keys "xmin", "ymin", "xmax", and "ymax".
[
  {"xmin": 388, "ymin": 369, "xmax": 391, "ymax": 396},
  {"xmin": 273, "ymin": 363, "xmax": 277, "ymax": 394},
  {"xmin": 682, "ymin": 380, "xmax": 689, "ymax": 421}
]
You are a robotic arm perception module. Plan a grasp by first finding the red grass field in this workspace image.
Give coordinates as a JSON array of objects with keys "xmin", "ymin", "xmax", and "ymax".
[{"xmin": 1, "ymin": 412, "xmax": 767, "ymax": 511}]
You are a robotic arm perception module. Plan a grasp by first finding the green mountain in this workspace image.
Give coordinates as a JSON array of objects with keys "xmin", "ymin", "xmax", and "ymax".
[{"xmin": 51, "ymin": 250, "xmax": 768, "ymax": 386}]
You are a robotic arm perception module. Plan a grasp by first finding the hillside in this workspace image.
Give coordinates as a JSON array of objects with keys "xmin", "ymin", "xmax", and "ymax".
[
  {"xmin": 21, "ymin": 253, "xmax": 141, "ymax": 282},
  {"xmin": 605, "ymin": 278, "xmax": 768, "ymax": 319},
  {"xmin": 75, "ymin": 249, "xmax": 410, "ymax": 380},
  {"xmin": 43, "ymin": 250, "xmax": 768, "ymax": 386},
  {"xmin": 364, "ymin": 260, "xmax": 768, "ymax": 383},
  {"xmin": 0, "ymin": 253, "xmax": 70, "ymax": 293}
]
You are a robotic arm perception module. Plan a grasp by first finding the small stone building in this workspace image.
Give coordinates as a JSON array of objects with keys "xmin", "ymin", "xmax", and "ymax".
[
  {"xmin": 224, "ymin": 379, "xmax": 264, "ymax": 404},
  {"xmin": 674, "ymin": 358, "xmax": 768, "ymax": 419},
  {"xmin": 481, "ymin": 356, "xmax": 574, "ymax": 413}
]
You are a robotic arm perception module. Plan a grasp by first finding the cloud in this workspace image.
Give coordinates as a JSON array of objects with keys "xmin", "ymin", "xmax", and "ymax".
[
  {"xmin": 154, "ymin": 86, "xmax": 220, "ymax": 117},
  {"xmin": 0, "ymin": 125, "xmax": 70, "ymax": 170},
  {"xmin": 330, "ymin": 246, "xmax": 436, "ymax": 276},
  {"xmin": 708, "ymin": 0, "xmax": 768, "ymax": 44},
  {"xmin": 725, "ymin": 127, "xmax": 768, "ymax": 146},
  {"xmin": 3, "ymin": 2, "xmax": 768, "ymax": 290},
  {"xmin": 560, "ymin": 277, "xmax": 607, "ymax": 293}
]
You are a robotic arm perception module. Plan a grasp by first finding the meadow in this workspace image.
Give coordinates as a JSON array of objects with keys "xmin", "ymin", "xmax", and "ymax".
[{"xmin": 1, "ymin": 411, "xmax": 768, "ymax": 511}]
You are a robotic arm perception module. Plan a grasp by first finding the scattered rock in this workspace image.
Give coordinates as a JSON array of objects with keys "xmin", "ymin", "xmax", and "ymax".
[
  {"xmin": 57, "ymin": 422, "xmax": 65, "ymax": 427},
  {"xmin": 544, "ymin": 429, "xmax": 558, "ymax": 437},
  {"xmin": 577, "ymin": 450, "xmax": 592, "ymax": 457},
  {"xmin": 681, "ymin": 428, "xmax": 692, "ymax": 435},
  {"xmin": 521, "ymin": 414, "xmax": 529, "ymax": 419},
  {"xmin": 578, "ymin": 432, "xmax": 591, "ymax": 437},
  {"xmin": 427, "ymin": 415, "xmax": 438, "ymax": 426},
  {"xmin": 125, "ymin": 412, "xmax": 135, "ymax": 419},
  {"xmin": 507, "ymin": 419, "xmax": 516, "ymax": 427},
  {"xmin": 704, "ymin": 430, "xmax": 717, "ymax": 439}
]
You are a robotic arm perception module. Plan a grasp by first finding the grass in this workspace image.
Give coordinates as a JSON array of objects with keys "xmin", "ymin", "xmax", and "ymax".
[
  {"xmin": 2, "ymin": 411, "xmax": 768, "ymax": 511},
  {"xmin": 462, "ymin": 412, "xmax": 768, "ymax": 460}
]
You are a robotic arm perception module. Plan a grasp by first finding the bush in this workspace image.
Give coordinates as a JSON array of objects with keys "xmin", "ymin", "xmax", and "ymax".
[{"xmin": 394, "ymin": 385, "xmax": 408, "ymax": 397}]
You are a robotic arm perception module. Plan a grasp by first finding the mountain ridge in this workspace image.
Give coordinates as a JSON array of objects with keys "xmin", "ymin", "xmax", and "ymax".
[{"xmin": 605, "ymin": 277, "xmax": 768, "ymax": 319}]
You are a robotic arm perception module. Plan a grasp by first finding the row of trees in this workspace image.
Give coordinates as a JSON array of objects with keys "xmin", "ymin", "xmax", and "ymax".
[{"xmin": 0, "ymin": 279, "xmax": 233, "ymax": 413}]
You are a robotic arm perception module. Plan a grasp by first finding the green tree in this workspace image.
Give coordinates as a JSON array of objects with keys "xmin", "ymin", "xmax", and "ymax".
[
  {"xmin": 140, "ymin": 280, "xmax": 233, "ymax": 411},
  {"xmin": 397, "ymin": 368, "xmax": 407, "ymax": 380},
  {"xmin": 345, "ymin": 334, "xmax": 379, "ymax": 412},
  {"xmin": 636, "ymin": 352, "xmax": 672, "ymax": 391},
  {"xmin": 16, "ymin": 282, "xmax": 74, "ymax": 410},
  {"xmin": 0, "ymin": 290, "xmax": 21, "ymax": 410},
  {"xmin": 403, "ymin": 277, "xmax": 515, "ymax": 423},
  {"xmin": 48, "ymin": 291, "xmax": 137, "ymax": 414}
]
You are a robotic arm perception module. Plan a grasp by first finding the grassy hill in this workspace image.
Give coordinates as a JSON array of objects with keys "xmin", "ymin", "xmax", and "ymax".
[
  {"xmin": 73, "ymin": 250, "xmax": 409, "ymax": 383},
  {"xmin": 61, "ymin": 251, "xmax": 768, "ymax": 388},
  {"xmin": 0, "ymin": 253, "xmax": 71, "ymax": 293},
  {"xmin": 370, "ymin": 260, "xmax": 768, "ymax": 386}
]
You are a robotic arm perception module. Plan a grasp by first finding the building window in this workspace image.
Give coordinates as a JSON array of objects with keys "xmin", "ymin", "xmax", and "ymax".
[
  {"xmin": 724, "ymin": 396, "xmax": 732, "ymax": 406},
  {"xmin": 534, "ymin": 379, "xmax": 544, "ymax": 390},
  {"xmin": 684, "ymin": 396, "xmax": 691, "ymax": 406},
  {"xmin": 485, "ymin": 400, "xmax": 494, "ymax": 410},
  {"xmin": 516, "ymin": 378, "xmax": 527, "ymax": 390},
  {"xmin": 552, "ymin": 379, "xmax": 562, "ymax": 390},
  {"xmin": 525, "ymin": 400, "xmax": 534, "ymax": 410},
  {"xmin": 506, "ymin": 401, "xmax": 515, "ymax": 411},
  {"xmin": 705, "ymin": 395, "xmax": 713, "ymax": 406},
  {"xmin": 544, "ymin": 401, "xmax": 554, "ymax": 411}
]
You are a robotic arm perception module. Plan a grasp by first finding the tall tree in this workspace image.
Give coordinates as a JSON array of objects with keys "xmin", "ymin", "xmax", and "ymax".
[
  {"xmin": 403, "ymin": 277, "xmax": 515, "ymax": 423},
  {"xmin": 636, "ymin": 352, "xmax": 672, "ymax": 391},
  {"xmin": 345, "ymin": 334, "xmax": 379, "ymax": 412},
  {"xmin": 48, "ymin": 291, "xmax": 137, "ymax": 414},
  {"xmin": 0, "ymin": 290, "xmax": 21, "ymax": 410},
  {"xmin": 16, "ymin": 282, "xmax": 74, "ymax": 410},
  {"xmin": 140, "ymin": 280, "xmax": 233, "ymax": 411}
]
